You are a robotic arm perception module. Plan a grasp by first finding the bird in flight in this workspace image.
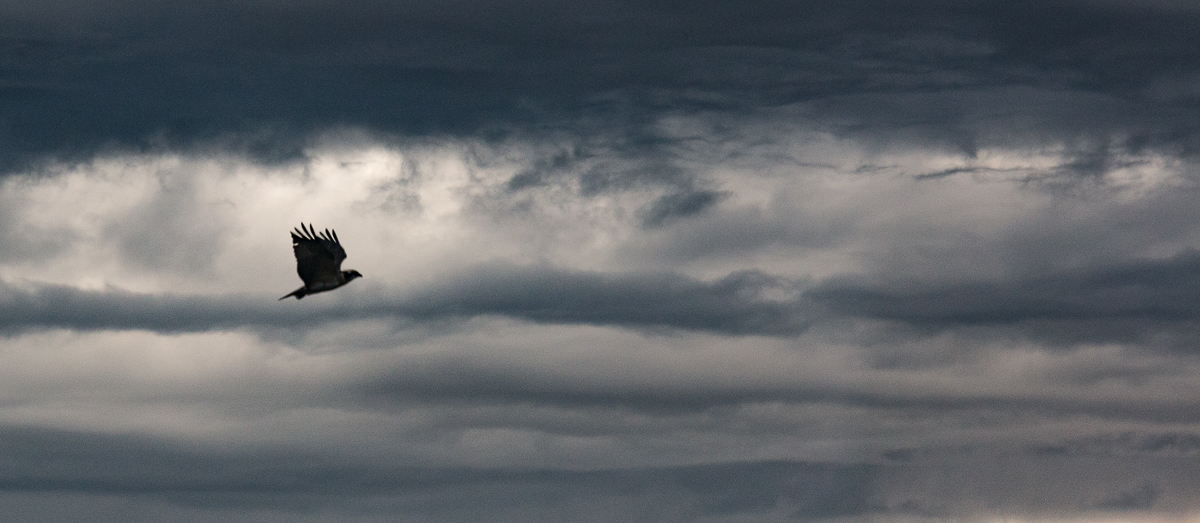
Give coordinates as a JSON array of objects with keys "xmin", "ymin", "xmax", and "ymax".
[{"xmin": 280, "ymin": 223, "xmax": 363, "ymax": 300}]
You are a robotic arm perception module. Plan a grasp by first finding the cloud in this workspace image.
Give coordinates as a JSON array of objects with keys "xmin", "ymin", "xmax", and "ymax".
[
  {"xmin": 0, "ymin": 421, "xmax": 880, "ymax": 520},
  {"xmin": 0, "ymin": 264, "xmax": 811, "ymax": 336},
  {"xmin": 0, "ymin": 421, "xmax": 1194, "ymax": 522},
  {"xmin": 1, "ymin": 0, "xmax": 1199, "ymax": 173},
  {"xmin": 1031, "ymin": 432, "xmax": 1200, "ymax": 457},
  {"xmin": 7, "ymin": 1, "xmax": 1200, "ymax": 521},
  {"xmin": 400, "ymin": 265, "xmax": 810, "ymax": 335},
  {"xmin": 102, "ymin": 168, "xmax": 229, "ymax": 274},
  {"xmin": 640, "ymin": 189, "xmax": 728, "ymax": 228},
  {"xmin": 806, "ymin": 248, "xmax": 1200, "ymax": 347},
  {"xmin": 1094, "ymin": 482, "xmax": 1160, "ymax": 511}
]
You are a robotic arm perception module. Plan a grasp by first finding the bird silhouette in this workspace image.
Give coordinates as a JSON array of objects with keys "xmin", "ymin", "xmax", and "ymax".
[{"xmin": 280, "ymin": 223, "xmax": 362, "ymax": 300}]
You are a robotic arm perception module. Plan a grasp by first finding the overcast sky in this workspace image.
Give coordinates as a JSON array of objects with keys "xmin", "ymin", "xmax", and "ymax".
[{"xmin": 4, "ymin": 0, "xmax": 1200, "ymax": 521}]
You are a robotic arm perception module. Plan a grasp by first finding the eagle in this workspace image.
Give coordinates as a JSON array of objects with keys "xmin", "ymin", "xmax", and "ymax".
[{"xmin": 279, "ymin": 223, "xmax": 363, "ymax": 300}]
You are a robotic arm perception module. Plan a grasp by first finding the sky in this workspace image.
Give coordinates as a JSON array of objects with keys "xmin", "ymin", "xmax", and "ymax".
[{"xmin": 4, "ymin": 0, "xmax": 1200, "ymax": 521}]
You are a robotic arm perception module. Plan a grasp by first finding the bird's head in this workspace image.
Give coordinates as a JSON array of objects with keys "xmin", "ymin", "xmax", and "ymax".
[{"xmin": 343, "ymin": 269, "xmax": 363, "ymax": 282}]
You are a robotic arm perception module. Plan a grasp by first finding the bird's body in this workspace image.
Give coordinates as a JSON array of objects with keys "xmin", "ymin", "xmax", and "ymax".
[{"xmin": 280, "ymin": 223, "xmax": 362, "ymax": 300}]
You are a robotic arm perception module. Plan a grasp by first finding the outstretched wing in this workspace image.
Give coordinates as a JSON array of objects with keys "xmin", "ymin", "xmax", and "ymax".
[{"xmin": 291, "ymin": 223, "xmax": 347, "ymax": 287}]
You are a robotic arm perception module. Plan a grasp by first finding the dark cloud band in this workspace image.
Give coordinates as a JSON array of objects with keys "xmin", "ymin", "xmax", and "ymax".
[
  {"xmin": 4, "ymin": 0, "xmax": 1200, "ymax": 170},
  {"xmin": 0, "ymin": 265, "xmax": 810, "ymax": 335}
]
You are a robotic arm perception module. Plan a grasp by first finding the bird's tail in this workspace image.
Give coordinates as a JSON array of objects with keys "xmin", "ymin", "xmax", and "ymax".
[{"xmin": 279, "ymin": 286, "xmax": 307, "ymax": 300}]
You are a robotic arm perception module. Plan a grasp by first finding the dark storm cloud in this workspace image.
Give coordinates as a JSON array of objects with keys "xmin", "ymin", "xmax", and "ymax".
[
  {"xmin": 0, "ymin": 423, "xmax": 879, "ymax": 518},
  {"xmin": 806, "ymin": 248, "xmax": 1200, "ymax": 346},
  {"xmin": 349, "ymin": 356, "xmax": 1200, "ymax": 422},
  {"xmin": 401, "ymin": 265, "xmax": 810, "ymax": 334},
  {"xmin": 1094, "ymin": 482, "xmax": 1160, "ymax": 511},
  {"xmin": 3, "ymin": 0, "xmax": 1200, "ymax": 171},
  {"xmin": 4, "ymin": 424, "xmax": 1200, "ymax": 521},
  {"xmin": 1030, "ymin": 432, "xmax": 1200, "ymax": 457},
  {"xmin": 0, "ymin": 281, "xmax": 274, "ymax": 333},
  {"xmin": 0, "ymin": 264, "xmax": 809, "ymax": 335},
  {"xmin": 15, "ymin": 246, "xmax": 1200, "ymax": 346}
]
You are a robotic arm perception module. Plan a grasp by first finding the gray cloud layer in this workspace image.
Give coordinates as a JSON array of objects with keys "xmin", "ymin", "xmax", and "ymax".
[
  {"xmin": 808, "ymin": 249, "xmax": 1200, "ymax": 348},
  {"xmin": 13, "ymin": 248, "xmax": 1200, "ymax": 346},
  {"xmin": 3, "ymin": 0, "xmax": 1200, "ymax": 171},
  {"xmin": 2, "ymin": 423, "xmax": 1198, "ymax": 522},
  {"xmin": 0, "ymin": 265, "xmax": 809, "ymax": 335},
  {"xmin": 0, "ymin": 423, "xmax": 879, "ymax": 519}
]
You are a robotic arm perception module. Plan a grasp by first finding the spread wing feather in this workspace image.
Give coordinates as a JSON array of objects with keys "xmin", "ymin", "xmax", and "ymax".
[{"xmin": 291, "ymin": 223, "xmax": 347, "ymax": 287}]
